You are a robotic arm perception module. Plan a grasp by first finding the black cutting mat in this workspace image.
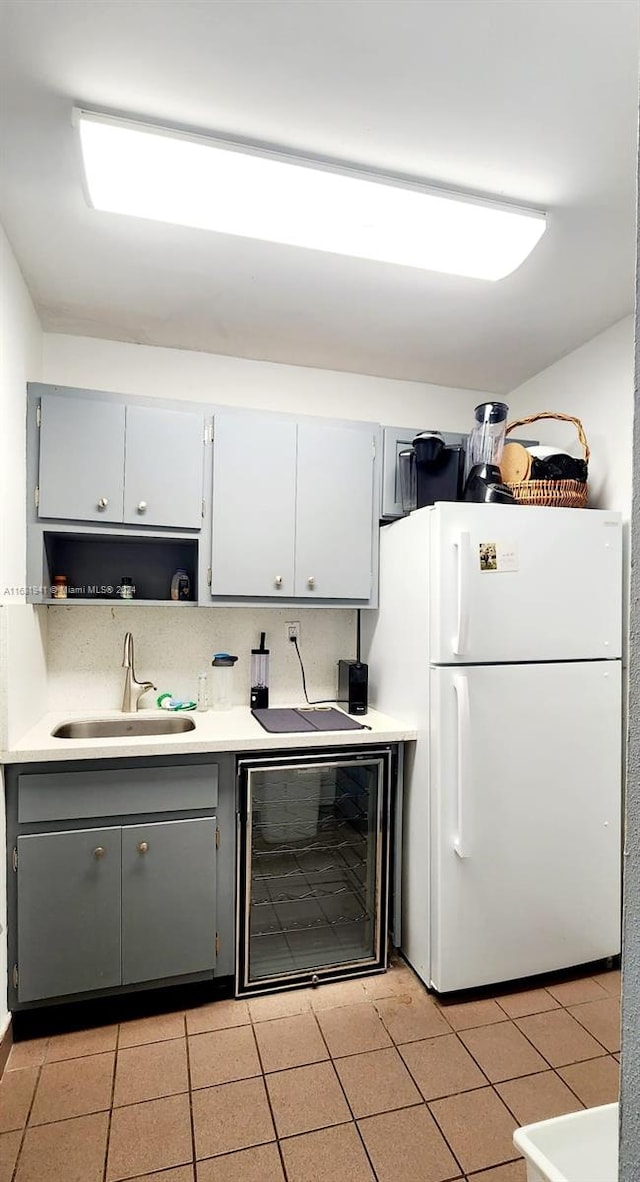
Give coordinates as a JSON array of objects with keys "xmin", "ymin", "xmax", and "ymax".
[{"xmin": 252, "ymin": 707, "xmax": 366, "ymax": 733}]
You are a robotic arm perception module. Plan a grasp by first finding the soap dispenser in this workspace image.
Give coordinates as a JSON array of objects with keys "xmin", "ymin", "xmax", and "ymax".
[{"xmin": 250, "ymin": 632, "xmax": 270, "ymax": 709}]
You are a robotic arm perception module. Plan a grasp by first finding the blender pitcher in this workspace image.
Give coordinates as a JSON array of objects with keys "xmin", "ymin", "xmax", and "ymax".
[
  {"xmin": 250, "ymin": 632, "xmax": 270, "ymax": 709},
  {"xmin": 464, "ymin": 402, "xmax": 509, "ymax": 480}
]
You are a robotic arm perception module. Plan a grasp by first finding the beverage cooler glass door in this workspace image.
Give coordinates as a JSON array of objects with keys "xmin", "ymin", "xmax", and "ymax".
[{"xmin": 236, "ymin": 750, "xmax": 391, "ymax": 994}]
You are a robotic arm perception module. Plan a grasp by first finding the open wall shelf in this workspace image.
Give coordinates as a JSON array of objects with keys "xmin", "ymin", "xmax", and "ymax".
[{"xmin": 42, "ymin": 532, "xmax": 198, "ymax": 604}]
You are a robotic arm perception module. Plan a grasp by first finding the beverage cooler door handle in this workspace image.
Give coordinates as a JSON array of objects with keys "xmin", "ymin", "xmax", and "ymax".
[
  {"xmin": 452, "ymin": 532, "xmax": 471, "ymax": 657},
  {"xmin": 453, "ymin": 673, "xmax": 471, "ymax": 858}
]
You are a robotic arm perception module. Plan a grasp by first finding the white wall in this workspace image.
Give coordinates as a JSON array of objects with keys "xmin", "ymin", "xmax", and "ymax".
[
  {"xmin": 0, "ymin": 226, "xmax": 43, "ymax": 590},
  {"xmin": 42, "ymin": 333, "xmax": 487, "ymax": 430},
  {"xmin": 507, "ymin": 316, "xmax": 634, "ymax": 519},
  {"xmin": 0, "ymin": 225, "xmax": 45, "ymax": 1039},
  {"xmin": 508, "ymin": 314, "xmax": 634, "ymax": 685},
  {"xmin": 0, "ymin": 227, "xmax": 48, "ymax": 749}
]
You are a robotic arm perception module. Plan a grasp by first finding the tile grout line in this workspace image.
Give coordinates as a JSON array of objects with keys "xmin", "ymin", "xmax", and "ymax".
[
  {"xmin": 562, "ymin": 1000, "xmax": 620, "ymax": 1056},
  {"xmin": 326, "ymin": 1002, "xmax": 469, "ymax": 1182},
  {"xmin": 9, "ymin": 1053, "xmax": 46, "ymax": 1182},
  {"xmin": 426, "ymin": 1085, "xmax": 523, "ymax": 1174},
  {"xmin": 508, "ymin": 1009, "xmax": 574, "ymax": 1073},
  {"xmin": 101, "ymin": 1025, "xmax": 120, "ymax": 1182},
  {"xmin": 249, "ymin": 1005, "xmax": 291, "ymax": 1180},
  {"xmin": 553, "ymin": 1055, "xmax": 621, "ymax": 1111},
  {"xmin": 396, "ymin": 1027, "xmax": 492, "ymax": 1104},
  {"xmin": 492, "ymin": 1068, "xmax": 586, "ymax": 1127},
  {"xmin": 513, "ymin": 1001, "xmax": 614, "ymax": 1067},
  {"xmin": 430, "ymin": 1005, "xmax": 558, "ymax": 1095},
  {"xmin": 322, "ymin": 1025, "xmax": 394, "ymax": 1182},
  {"xmin": 183, "ymin": 1012, "xmax": 198, "ymax": 1182}
]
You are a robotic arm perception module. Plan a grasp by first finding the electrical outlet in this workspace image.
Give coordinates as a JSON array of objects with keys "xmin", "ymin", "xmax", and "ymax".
[{"xmin": 286, "ymin": 621, "xmax": 300, "ymax": 643}]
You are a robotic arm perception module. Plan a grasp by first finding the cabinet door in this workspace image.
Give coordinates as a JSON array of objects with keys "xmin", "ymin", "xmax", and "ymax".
[
  {"xmin": 17, "ymin": 827, "xmax": 121, "ymax": 1002},
  {"xmin": 38, "ymin": 393, "xmax": 125, "ymax": 522},
  {"xmin": 122, "ymin": 819, "xmax": 217, "ymax": 984},
  {"xmin": 123, "ymin": 405, "xmax": 204, "ymax": 529},
  {"xmin": 210, "ymin": 412, "xmax": 296, "ymax": 596},
  {"xmin": 294, "ymin": 422, "xmax": 375, "ymax": 599}
]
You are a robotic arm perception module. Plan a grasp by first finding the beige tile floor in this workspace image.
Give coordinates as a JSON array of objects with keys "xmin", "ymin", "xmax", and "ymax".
[{"xmin": 0, "ymin": 961, "xmax": 621, "ymax": 1182}]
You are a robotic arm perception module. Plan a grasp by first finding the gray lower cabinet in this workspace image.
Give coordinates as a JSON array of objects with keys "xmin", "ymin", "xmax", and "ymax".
[
  {"xmin": 16, "ymin": 819, "xmax": 218, "ymax": 1003},
  {"xmin": 122, "ymin": 819, "xmax": 217, "ymax": 984},
  {"xmin": 8, "ymin": 756, "xmax": 231, "ymax": 1007},
  {"xmin": 17, "ymin": 826, "xmax": 122, "ymax": 1003}
]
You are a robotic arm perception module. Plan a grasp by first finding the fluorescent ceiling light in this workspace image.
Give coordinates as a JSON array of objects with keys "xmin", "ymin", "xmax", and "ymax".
[{"xmin": 76, "ymin": 109, "xmax": 546, "ymax": 281}]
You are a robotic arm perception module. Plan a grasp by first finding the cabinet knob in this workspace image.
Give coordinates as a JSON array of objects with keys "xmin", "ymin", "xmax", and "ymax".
[
  {"xmin": 137, "ymin": 501, "xmax": 147, "ymax": 513},
  {"xmin": 97, "ymin": 497, "xmax": 109, "ymax": 510},
  {"xmin": 275, "ymin": 575, "xmax": 283, "ymax": 588},
  {"xmin": 93, "ymin": 846, "xmax": 106, "ymax": 859},
  {"xmin": 137, "ymin": 841, "xmax": 149, "ymax": 854},
  {"xmin": 307, "ymin": 576, "xmax": 316, "ymax": 589}
]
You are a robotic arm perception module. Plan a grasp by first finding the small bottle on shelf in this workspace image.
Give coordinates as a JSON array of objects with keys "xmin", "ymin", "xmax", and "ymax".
[
  {"xmin": 51, "ymin": 575, "xmax": 68, "ymax": 599},
  {"xmin": 116, "ymin": 576, "xmax": 135, "ymax": 599}
]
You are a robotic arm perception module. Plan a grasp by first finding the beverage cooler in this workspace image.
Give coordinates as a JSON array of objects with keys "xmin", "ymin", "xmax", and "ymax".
[{"xmin": 236, "ymin": 748, "xmax": 392, "ymax": 995}]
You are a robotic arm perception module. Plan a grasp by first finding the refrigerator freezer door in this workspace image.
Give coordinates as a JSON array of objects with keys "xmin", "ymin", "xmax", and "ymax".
[
  {"xmin": 429, "ymin": 503, "xmax": 622, "ymax": 663},
  {"xmin": 429, "ymin": 661, "xmax": 621, "ymax": 993}
]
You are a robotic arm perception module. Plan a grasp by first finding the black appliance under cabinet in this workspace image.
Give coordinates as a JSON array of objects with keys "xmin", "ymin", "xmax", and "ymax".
[{"xmin": 236, "ymin": 748, "xmax": 392, "ymax": 995}]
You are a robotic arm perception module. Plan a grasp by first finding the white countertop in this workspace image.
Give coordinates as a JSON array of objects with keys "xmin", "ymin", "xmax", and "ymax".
[{"xmin": 3, "ymin": 705, "xmax": 417, "ymax": 764}]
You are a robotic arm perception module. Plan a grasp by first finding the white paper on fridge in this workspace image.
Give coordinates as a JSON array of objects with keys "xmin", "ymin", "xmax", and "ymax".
[{"xmin": 478, "ymin": 541, "xmax": 519, "ymax": 573}]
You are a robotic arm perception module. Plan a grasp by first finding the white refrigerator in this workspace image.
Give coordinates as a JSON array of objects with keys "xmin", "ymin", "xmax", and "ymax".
[{"xmin": 362, "ymin": 503, "xmax": 622, "ymax": 993}]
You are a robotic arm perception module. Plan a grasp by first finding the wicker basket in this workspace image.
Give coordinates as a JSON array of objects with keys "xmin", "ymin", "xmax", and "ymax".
[{"xmin": 504, "ymin": 412, "xmax": 589, "ymax": 508}]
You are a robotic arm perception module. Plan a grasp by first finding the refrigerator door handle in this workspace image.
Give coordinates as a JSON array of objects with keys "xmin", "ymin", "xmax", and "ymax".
[
  {"xmin": 453, "ymin": 673, "xmax": 471, "ymax": 858},
  {"xmin": 452, "ymin": 532, "xmax": 472, "ymax": 657}
]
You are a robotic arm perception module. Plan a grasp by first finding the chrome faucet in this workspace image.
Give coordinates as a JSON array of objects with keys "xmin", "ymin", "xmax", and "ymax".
[{"xmin": 121, "ymin": 632, "xmax": 156, "ymax": 712}]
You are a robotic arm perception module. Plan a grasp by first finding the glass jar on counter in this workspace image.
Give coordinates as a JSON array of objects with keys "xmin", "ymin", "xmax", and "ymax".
[{"xmin": 210, "ymin": 653, "xmax": 238, "ymax": 710}]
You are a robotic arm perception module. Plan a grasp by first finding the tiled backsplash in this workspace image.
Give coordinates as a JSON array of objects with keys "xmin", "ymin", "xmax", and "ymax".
[{"xmin": 45, "ymin": 605, "xmax": 356, "ymax": 712}]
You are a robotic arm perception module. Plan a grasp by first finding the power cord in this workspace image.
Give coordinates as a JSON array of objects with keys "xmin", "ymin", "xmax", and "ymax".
[{"xmin": 290, "ymin": 635, "xmax": 349, "ymax": 707}]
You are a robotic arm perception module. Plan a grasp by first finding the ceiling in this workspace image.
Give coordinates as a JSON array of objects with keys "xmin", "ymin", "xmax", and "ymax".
[{"xmin": 0, "ymin": 0, "xmax": 638, "ymax": 394}]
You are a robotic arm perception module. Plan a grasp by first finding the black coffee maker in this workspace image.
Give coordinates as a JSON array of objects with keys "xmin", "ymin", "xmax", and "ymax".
[{"xmin": 399, "ymin": 432, "xmax": 465, "ymax": 512}]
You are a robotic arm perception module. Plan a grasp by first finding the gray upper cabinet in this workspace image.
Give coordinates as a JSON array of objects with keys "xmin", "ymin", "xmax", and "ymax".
[
  {"xmin": 123, "ymin": 405, "xmax": 204, "ymax": 529},
  {"xmin": 17, "ymin": 826, "xmax": 122, "ymax": 1003},
  {"xmin": 122, "ymin": 818, "xmax": 217, "ymax": 984},
  {"xmin": 38, "ymin": 394, "xmax": 126, "ymax": 523},
  {"xmin": 36, "ymin": 387, "xmax": 204, "ymax": 530},
  {"xmin": 295, "ymin": 421, "xmax": 375, "ymax": 599},
  {"xmin": 211, "ymin": 412, "xmax": 297, "ymax": 596},
  {"xmin": 210, "ymin": 410, "xmax": 377, "ymax": 602}
]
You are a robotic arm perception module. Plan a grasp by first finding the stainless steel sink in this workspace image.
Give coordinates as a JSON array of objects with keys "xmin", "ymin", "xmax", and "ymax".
[{"xmin": 51, "ymin": 716, "xmax": 196, "ymax": 739}]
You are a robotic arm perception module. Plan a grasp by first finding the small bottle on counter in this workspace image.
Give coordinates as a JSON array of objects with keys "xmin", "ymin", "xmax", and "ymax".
[
  {"xmin": 197, "ymin": 671, "xmax": 209, "ymax": 712},
  {"xmin": 51, "ymin": 575, "xmax": 68, "ymax": 599}
]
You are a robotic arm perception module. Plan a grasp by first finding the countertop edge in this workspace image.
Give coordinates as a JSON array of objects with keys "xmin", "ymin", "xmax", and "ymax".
[{"xmin": 1, "ymin": 706, "xmax": 418, "ymax": 764}]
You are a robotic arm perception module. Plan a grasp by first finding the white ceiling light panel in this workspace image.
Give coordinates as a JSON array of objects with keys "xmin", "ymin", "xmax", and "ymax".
[{"xmin": 76, "ymin": 109, "xmax": 546, "ymax": 281}]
